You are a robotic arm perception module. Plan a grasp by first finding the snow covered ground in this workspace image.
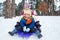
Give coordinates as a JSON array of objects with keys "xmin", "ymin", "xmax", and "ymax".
[{"xmin": 0, "ymin": 16, "xmax": 60, "ymax": 40}]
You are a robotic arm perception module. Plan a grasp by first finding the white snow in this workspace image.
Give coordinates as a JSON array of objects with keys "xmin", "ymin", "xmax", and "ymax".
[{"xmin": 0, "ymin": 16, "xmax": 60, "ymax": 40}]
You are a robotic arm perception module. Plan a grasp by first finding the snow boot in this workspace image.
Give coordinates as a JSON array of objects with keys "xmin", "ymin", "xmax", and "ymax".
[
  {"xmin": 38, "ymin": 34, "xmax": 42, "ymax": 39},
  {"xmin": 35, "ymin": 30, "xmax": 42, "ymax": 39},
  {"xmin": 8, "ymin": 29, "xmax": 17, "ymax": 36},
  {"xmin": 8, "ymin": 32, "xmax": 14, "ymax": 36}
]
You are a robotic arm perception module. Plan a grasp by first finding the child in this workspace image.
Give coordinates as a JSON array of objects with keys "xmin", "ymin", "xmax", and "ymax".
[
  {"xmin": 8, "ymin": 3, "xmax": 42, "ymax": 38},
  {"xmin": 8, "ymin": 13, "xmax": 35, "ymax": 35}
]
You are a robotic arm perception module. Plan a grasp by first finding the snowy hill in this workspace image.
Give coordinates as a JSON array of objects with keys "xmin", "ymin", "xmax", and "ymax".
[{"xmin": 0, "ymin": 16, "xmax": 60, "ymax": 40}]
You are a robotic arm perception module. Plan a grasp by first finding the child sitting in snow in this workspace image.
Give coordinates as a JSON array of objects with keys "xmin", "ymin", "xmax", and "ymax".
[
  {"xmin": 8, "ymin": 13, "xmax": 35, "ymax": 35},
  {"xmin": 8, "ymin": 3, "xmax": 42, "ymax": 38}
]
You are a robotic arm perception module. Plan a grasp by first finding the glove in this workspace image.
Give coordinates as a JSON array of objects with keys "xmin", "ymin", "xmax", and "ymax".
[
  {"xmin": 23, "ymin": 26, "xmax": 26, "ymax": 32},
  {"xmin": 26, "ymin": 19, "xmax": 32, "ymax": 25},
  {"xmin": 23, "ymin": 26, "xmax": 30, "ymax": 32},
  {"xmin": 26, "ymin": 28, "xmax": 30, "ymax": 32}
]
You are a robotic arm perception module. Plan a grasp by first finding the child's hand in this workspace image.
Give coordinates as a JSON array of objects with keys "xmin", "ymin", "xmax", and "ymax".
[
  {"xmin": 23, "ymin": 26, "xmax": 26, "ymax": 32},
  {"xmin": 26, "ymin": 28, "xmax": 30, "ymax": 32},
  {"xmin": 23, "ymin": 26, "xmax": 30, "ymax": 32}
]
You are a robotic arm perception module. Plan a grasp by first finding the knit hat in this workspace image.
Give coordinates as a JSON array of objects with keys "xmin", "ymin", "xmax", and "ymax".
[{"xmin": 24, "ymin": 3, "xmax": 30, "ymax": 9}]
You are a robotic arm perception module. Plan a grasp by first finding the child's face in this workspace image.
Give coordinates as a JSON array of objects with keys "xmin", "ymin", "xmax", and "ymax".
[{"xmin": 24, "ymin": 14, "xmax": 31, "ymax": 20}]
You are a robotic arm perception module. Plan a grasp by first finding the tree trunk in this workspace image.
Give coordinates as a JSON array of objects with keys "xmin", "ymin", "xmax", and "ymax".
[
  {"xmin": 5, "ymin": 0, "xmax": 11, "ymax": 18},
  {"xmin": 11, "ymin": 0, "xmax": 15, "ymax": 17},
  {"xmin": 22, "ymin": 0, "xmax": 24, "ymax": 8},
  {"xmin": 52, "ymin": 0, "xmax": 54, "ymax": 16}
]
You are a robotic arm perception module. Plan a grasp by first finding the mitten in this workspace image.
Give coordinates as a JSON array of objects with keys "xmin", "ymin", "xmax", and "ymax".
[
  {"xmin": 26, "ymin": 28, "xmax": 30, "ymax": 32},
  {"xmin": 23, "ymin": 26, "xmax": 26, "ymax": 32}
]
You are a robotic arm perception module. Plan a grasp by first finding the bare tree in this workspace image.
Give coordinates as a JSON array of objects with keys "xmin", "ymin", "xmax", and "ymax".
[
  {"xmin": 48, "ymin": 0, "xmax": 54, "ymax": 16},
  {"xmin": 51, "ymin": 0, "xmax": 54, "ymax": 16},
  {"xmin": 37, "ymin": 1, "xmax": 49, "ymax": 15},
  {"xmin": 11, "ymin": 0, "xmax": 15, "ymax": 17},
  {"xmin": 5, "ymin": 0, "xmax": 11, "ymax": 18}
]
